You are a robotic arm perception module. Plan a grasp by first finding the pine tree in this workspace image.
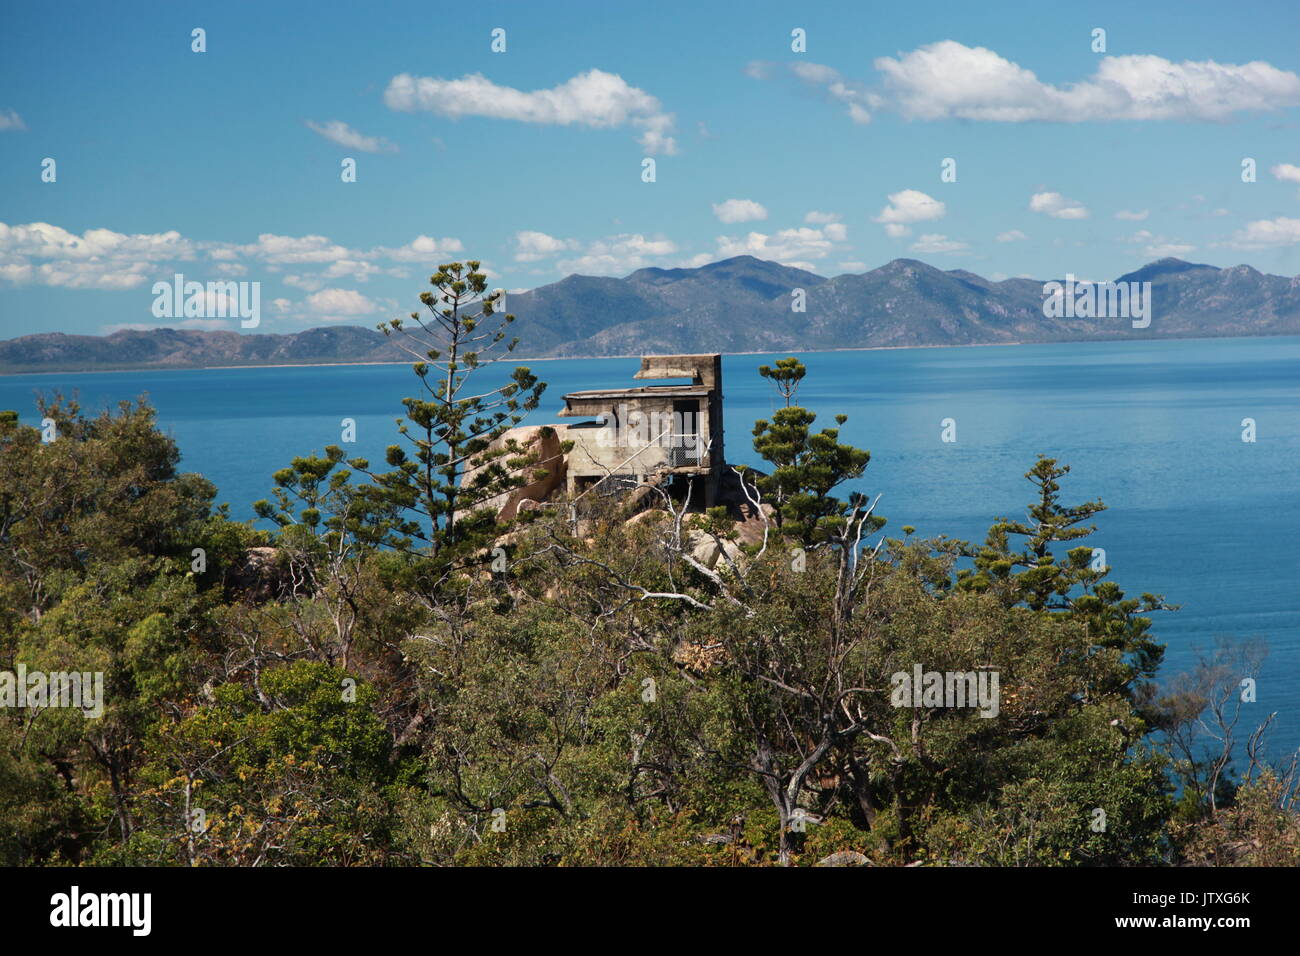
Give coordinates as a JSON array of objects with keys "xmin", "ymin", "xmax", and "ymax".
[
  {"xmin": 958, "ymin": 456, "xmax": 1172, "ymax": 692},
  {"xmin": 369, "ymin": 261, "xmax": 549, "ymax": 560},
  {"xmin": 748, "ymin": 358, "xmax": 881, "ymax": 547}
]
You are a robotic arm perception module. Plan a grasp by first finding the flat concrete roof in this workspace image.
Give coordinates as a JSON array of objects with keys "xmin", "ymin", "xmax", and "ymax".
[{"xmin": 561, "ymin": 385, "xmax": 711, "ymax": 401}]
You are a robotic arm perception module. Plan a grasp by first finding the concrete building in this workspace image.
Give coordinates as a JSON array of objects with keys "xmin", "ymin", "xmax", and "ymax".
[{"xmin": 558, "ymin": 354, "xmax": 724, "ymax": 507}]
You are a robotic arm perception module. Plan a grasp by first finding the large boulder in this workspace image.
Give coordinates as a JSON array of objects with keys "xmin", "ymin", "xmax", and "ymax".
[
  {"xmin": 685, "ymin": 529, "xmax": 743, "ymax": 570},
  {"xmin": 459, "ymin": 425, "xmax": 567, "ymax": 520},
  {"xmin": 686, "ymin": 530, "xmax": 721, "ymax": 567}
]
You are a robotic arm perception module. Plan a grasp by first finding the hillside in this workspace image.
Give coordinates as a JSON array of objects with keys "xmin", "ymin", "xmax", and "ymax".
[{"xmin": 3, "ymin": 256, "xmax": 1299, "ymax": 373}]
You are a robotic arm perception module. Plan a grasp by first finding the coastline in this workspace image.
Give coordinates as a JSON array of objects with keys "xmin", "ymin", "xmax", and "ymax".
[
  {"xmin": 6, "ymin": 331, "xmax": 1298, "ymax": 378},
  {"xmin": 0, "ymin": 339, "xmax": 1024, "ymax": 377}
]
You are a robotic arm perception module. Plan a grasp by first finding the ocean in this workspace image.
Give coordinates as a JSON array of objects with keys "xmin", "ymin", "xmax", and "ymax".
[{"xmin": 3, "ymin": 335, "xmax": 1298, "ymax": 758}]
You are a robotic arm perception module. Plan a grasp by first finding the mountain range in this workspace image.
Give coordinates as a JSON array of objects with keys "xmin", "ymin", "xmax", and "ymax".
[{"xmin": 3, "ymin": 256, "xmax": 1299, "ymax": 373}]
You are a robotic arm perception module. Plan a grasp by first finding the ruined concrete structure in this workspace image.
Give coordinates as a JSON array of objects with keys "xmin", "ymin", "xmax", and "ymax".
[
  {"xmin": 558, "ymin": 354, "xmax": 725, "ymax": 507},
  {"xmin": 460, "ymin": 354, "xmax": 727, "ymax": 520}
]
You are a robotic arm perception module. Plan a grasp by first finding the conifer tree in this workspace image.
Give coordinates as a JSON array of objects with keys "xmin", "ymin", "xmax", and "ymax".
[
  {"xmin": 748, "ymin": 358, "xmax": 882, "ymax": 547},
  {"xmin": 371, "ymin": 261, "xmax": 549, "ymax": 558},
  {"xmin": 958, "ymin": 456, "xmax": 1172, "ymax": 691}
]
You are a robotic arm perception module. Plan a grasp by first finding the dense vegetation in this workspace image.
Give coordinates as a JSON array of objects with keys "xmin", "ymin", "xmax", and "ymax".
[{"xmin": 1, "ymin": 262, "xmax": 1296, "ymax": 867}]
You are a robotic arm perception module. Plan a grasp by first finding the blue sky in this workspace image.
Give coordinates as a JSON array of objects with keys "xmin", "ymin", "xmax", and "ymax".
[{"xmin": 2, "ymin": 0, "xmax": 1299, "ymax": 337}]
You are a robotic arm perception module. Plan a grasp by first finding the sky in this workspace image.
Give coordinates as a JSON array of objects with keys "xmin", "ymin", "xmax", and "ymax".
[{"xmin": 2, "ymin": 0, "xmax": 1299, "ymax": 338}]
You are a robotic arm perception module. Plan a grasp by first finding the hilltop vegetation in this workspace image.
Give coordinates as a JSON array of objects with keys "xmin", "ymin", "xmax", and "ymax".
[{"xmin": 1, "ymin": 262, "xmax": 1296, "ymax": 867}]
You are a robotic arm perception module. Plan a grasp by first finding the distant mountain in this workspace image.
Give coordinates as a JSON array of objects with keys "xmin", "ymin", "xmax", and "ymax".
[
  {"xmin": 0, "ymin": 326, "xmax": 406, "ymax": 374},
  {"xmin": 3, "ymin": 256, "xmax": 1299, "ymax": 373}
]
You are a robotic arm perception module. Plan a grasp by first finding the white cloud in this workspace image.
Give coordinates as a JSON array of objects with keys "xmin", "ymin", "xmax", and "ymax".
[
  {"xmin": 0, "ymin": 221, "xmax": 194, "ymax": 289},
  {"xmin": 33, "ymin": 262, "xmax": 156, "ymax": 289},
  {"xmin": 284, "ymin": 274, "xmax": 327, "ymax": 292},
  {"xmin": 1029, "ymin": 191, "xmax": 1089, "ymax": 219},
  {"xmin": 380, "ymin": 235, "xmax": 465, "ymax": 262},
  {"xmin": 0, "ymin": 109, "xmax": 25, "ymax": 131},
  {"xmin": 557, "ymin": 234, "xmax": 678, "ymax": 274},
  {"xmin": 805, "ymin": 210, "xmax": 841, "ymax": 224},
  {"xmin": 0, "ymin": 262, "xmax": 32, "ymax": 282},
  {"xmin": 0, "ymin": 222, "xmax": 478, "ymax": 295},
  {"xmin": 326, "ymin": 259, "xmax": 388, "ymax": 281},
  {"xmin": 511, "ymin": 231, "xmax": 679, "ymax": 274},
  {"xmin": 1115, "ymin": 209, "xmax": 1149, "ymax": 221},
  {"xmin": 752, "ymin": 42, "xmax": 1300, "ymax": 124},
  {"xmin": 1271, "ymin": 163, "xmax": 1300, "ymax": 196},
  {"xmin": 996, "ymin": 229, "xmax": 1027, "ymax": 242},
  {"xmin": 305, "ymin": 119, "xmax": 397, "ymax": 153},
  {"xmin": 1126, "ymin": 229, "xmax": 1194, "ymax": 258},
  {"xmin": 785, "ymin": 63, "xmax": 839, "ymax": 83},
  {"xmin": 838, "ymin": 260, "xmax": 867, "ymax": 272},
  {"xmin": 239, "ymin": 233, "xmax": 354, "ymax": 265},
  {"xmin": 384, "ymin": 68, "xmax": 678, "ymax": 154},
  {"xmin": 874, "ymin": 42, "xmax": 1300, "ymax": 121},
  {"xmin": 714, "ymin": 224, "xmax": 847, "ymax": 264},
  {"xmin": 873, "ymin": 189, "xmax": 945, "ymax": 237},
  {"xmin": 712, "ymin": 199, "xmax": 768, "ymax": 223},
  {"xmin": 1231, "ymin": 217, "xmax": 1300, "ymax": 247},
  {"xmin": 304, "ymin": 288, "xmax": 379, "ymax": 319},
  {"xmin": 746, "ymin": 61, "xmax": 880, "ymax": 124},
  {"xmin": 909, "ymin": 233, "xmax": 968, "ymax": 254},
  {"xmin": 238, "ymin": 232, "xmax": 463, "ymax": 275},
  {"xmin": 514, "ymin": 230, "xmax": 580, "ymax": 262},
  {"xmin": 1145, "ymin": 242, "xmax": 1195, "ymax": 258},
  {"xmin": 0, "ymin": 222, "xmax": 191, "ymax": 262}
]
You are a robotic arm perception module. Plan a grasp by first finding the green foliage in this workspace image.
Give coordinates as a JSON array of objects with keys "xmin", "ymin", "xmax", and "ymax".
[
  {"xmin": 957, "ymin": 456, "xmax": 1172, "ymax": 698},
  {"xmin": 0, "ymin": 396, "xmax": 215, "ymax": 622},
  {"xmin": 757, "ymin": 356, "xmax": 805, "ymax": 407},
  {"xmin": 123, "ymin": 661, "xmax": 405, "ymax": 866},
  {"xmin": 749, "ymin": 357, "xmax": 882, "ymax": 547},
  {"xmin": 369, "ymin": 261, "xmax": 546, "ymax": 562},
  {"xmin": 0, "ymin": 359, "xmax": 1291, "ymax": 868},
  {"xmin": 1175, "ymin": 772, "xmax": 1300, "ymax": 866}
]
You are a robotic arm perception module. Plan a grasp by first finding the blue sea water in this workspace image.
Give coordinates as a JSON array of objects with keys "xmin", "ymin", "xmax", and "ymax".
[{"xmin": 3, "ymin": 336, "xmax": 1298, "ymax": 758}]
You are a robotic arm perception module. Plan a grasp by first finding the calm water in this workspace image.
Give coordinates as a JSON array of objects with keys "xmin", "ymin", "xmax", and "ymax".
[{"xmin": 3, "ymin": 337, "xmax": 1298, "ymax": 757}]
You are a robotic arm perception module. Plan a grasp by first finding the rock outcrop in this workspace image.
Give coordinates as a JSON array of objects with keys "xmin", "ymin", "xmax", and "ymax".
[{"xmin": 459, "ymin": 425, "xmax": 567, "ymax": 521}]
